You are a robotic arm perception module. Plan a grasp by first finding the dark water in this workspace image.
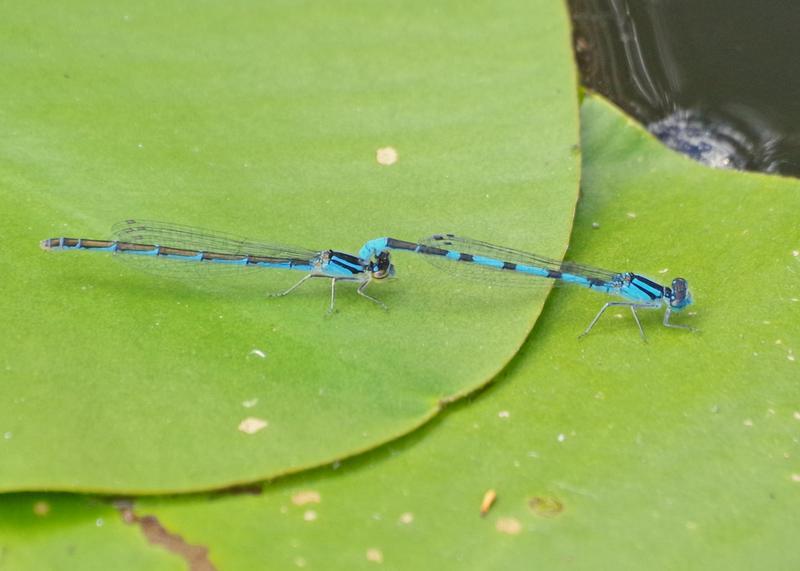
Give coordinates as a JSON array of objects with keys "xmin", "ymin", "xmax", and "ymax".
[{"xmin": 569, "ymin": 0, "xmax": 800, "ymax": 176}]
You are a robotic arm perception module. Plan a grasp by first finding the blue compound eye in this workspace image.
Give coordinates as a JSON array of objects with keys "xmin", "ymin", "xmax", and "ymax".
[
  {"xmin": 670, "ymin": 277, "xmax": 691, "ymax": 308},
  {"xmin": 372, "ymin": 252, "xmax": 393, "ymax": 279}
]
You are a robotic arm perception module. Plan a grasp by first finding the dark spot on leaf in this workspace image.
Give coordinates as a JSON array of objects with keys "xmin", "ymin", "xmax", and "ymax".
[
  {"xmin": 117, "ymin": 503, "xmax": 216, "ymax": 571},
  {"xmin": 528, "ymin": 496, "xmax": 564, "ymax": 517}
]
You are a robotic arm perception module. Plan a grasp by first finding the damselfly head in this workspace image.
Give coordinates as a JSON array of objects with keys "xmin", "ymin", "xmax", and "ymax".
[
  {"xmin": 669, "ymin": 277, "xmax": 692, "ymax": 310},
  {"xmin": 371, "ymin": 251, "xmax": 395, "ymax": 280}
]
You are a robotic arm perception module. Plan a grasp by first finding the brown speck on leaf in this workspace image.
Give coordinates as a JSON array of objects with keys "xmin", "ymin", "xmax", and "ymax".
[
  {"xmin": 366, "ymin": 548, "xmax": 384, "ymax": 563},
  {"xmin": 480, "ymin": 489, "xmax": 497, "ymax": 517},
  {"xmin": 117, "ymin": 504, "xmax": 216, "ymax": 571},
  {"xmin": 399, "ymin": 512, "xmax": 414, "ymax": 525},
  {"xmin": 303, "ymin": 509, "xmax": 318, "ymax": 522},
  {"xmin": 495, "ymin": 517, "xmax": 521, "ymax": 535},
  {"xmin": 376, "ymin": 147, "xmax": 398, "ymax": 165},
  {"xmin": 238, "ymin": 417, "xmax": 268, "ymax": 434},
  {"xmin": 291, "ymin": 490, "xmax": 321, "ymax": 506},
  {"xmin": 529, "ymin": 496, "xmax": 564, "ymax": 518},
  {"xmin": 33, "ymin": 501, "xmax": 51, "ymax": 516}
]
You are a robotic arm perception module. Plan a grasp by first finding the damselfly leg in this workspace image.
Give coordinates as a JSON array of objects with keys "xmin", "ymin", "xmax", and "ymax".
[
  {"xmin": 663, "ymin": 307, "xmax": 695, "ymax": 332},
  {"xmin": 579, "ymin": 301, "xmax": 661, "ymax": 341},
  {"xmin": 269, "ymin": 274, "xmax": 314, "ymax": 298},
  {"xmin": 356, "ymin": 279, "xmax": 388, "ymax": 311}
]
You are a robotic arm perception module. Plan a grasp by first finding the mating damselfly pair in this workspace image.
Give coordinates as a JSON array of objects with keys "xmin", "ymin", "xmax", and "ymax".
[{"xmin": 41, "ymin": 220, "xmax": 694, "ymax": 340}]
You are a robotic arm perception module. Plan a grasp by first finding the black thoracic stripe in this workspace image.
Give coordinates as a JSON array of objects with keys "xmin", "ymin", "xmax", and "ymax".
[
  {"xmin": 459, "ymin": 253, "xmax": 474, "ymax": 262},
  {"xmin": 502, "ymin": 261, "xmax": 517, "ymax": 270},
  {"xmin": 330, "ymin": 259, "xmax": 357, "ymax": 271},
  {"xmin": 633, "ymin": 274, "xmax": 663, "ymax": 290},
  {"xmin": 330, "ymin": 258, "xmax": 358, "ymax": 273},
  {"xmin": 547, "ymin": 270, "xmax": 562, "ymax": 279},
  {"xmin": 333, "ymin": 251, "xmax": 362, "ymax": 265},
  {"xmin": 633, "ymin": 284, "xmax": 657, "ymax": 299},
  {"xmin": 632, "ymin": 274, "xmax": 665, "ymax": 299},
  {"xmin": 329, "ymin": 252, "xmax": 364, "ymax": 274}
]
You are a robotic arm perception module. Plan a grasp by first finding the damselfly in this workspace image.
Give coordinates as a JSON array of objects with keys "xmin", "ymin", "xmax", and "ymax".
[
  {"xmin": 40, "ymin": 220, "xmax": 394, "ymax": 312},
  {"xmin": 358, "ymin": 234, "xmax": 694, "ymax": 340},
  {"xmin": 41, "ymin": 222, "xmax": 695, "ymax": 339}
]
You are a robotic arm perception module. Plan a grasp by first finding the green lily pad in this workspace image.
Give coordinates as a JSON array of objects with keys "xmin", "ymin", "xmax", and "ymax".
[
  {"xmin": 134, "ymin": 95, "xmax": 800, "ymax": 568},
  {"xmin": 0, "ymin": 0, "xmax": 578, "ymax": 492},
  {"xmin": 0, "ymin": 495, "xmax": 181, "ymax": 571}
]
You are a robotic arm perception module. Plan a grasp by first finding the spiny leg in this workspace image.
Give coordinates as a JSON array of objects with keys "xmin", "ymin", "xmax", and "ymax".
[
  {"xmin": 579, "ymin": 301, "xmax": 659, "ymax": 340},
  {"xmin": 662, "ymin": 307, "xmax": 696, "ymax": 332},
  {"xmin": 356, "ymin": 280, "xmax": 388, "ymax": 311},
  {"xmin": 269, "ymin": 273, "xmax": 313, "ymax": 298},
  {"xmin": 629, "ymin": 305, "xmax": 647, "ymax": 342},
  {"xmin": 326, "ymin": 278, "xmax": 338, "ymax": 314},
  {"xmin": 579, "ymin": 302, "xmax": 615, "ymax": 339}
]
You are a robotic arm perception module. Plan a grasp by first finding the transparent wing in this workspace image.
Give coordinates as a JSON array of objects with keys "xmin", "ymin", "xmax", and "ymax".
[
  {"xmin": 109, "ymin": 219, "xmax": 321, "ymax": 283},
  {"xmin": 416, "ymin": 234, "xmax": 620, "ymax": 288},
  {"xmin": 111, "ymin": 219, "xmax": 320, "ymax": 259}
]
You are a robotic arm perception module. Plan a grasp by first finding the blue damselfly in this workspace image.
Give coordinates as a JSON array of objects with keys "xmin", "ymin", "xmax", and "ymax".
[
  {"xmin": 359, "ymin": 234, "xmax": 694, "ymax": 340},
  {"xmin": 41, "ymin": 220, "xmax": 394, "ymax": 312}
]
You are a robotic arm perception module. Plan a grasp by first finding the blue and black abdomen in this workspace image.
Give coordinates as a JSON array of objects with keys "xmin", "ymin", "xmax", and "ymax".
[
  {"xmin": 358, "ymin": 234, "xmax": 621, "ymax": 293},
  {"xmin": 40, "ymin": 237, "xmax": 316, "ymax": 271}
]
